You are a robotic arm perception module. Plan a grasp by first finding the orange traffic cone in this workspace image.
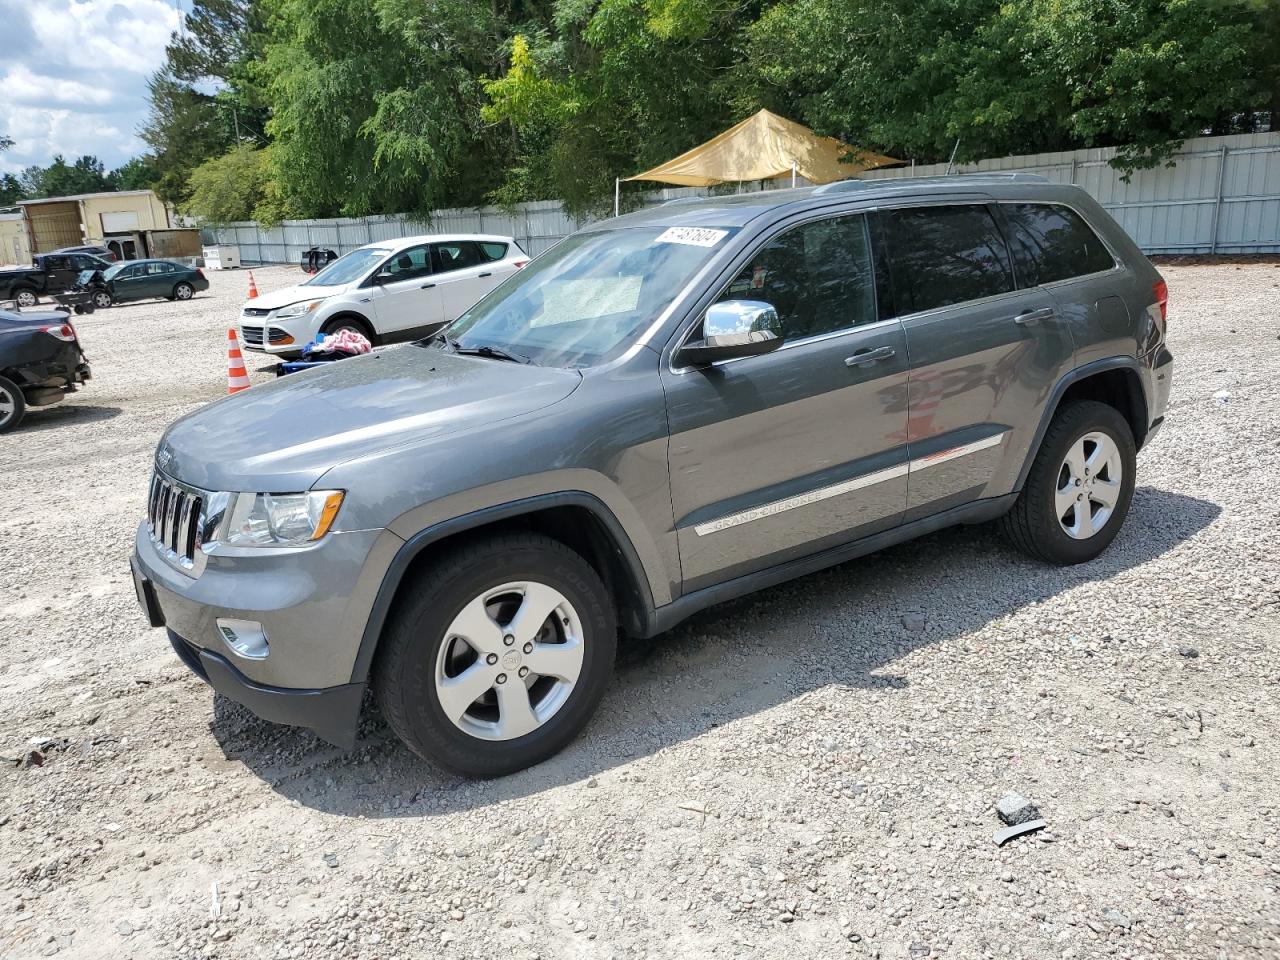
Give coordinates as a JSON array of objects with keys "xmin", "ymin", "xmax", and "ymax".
[
  {"xmin": 227, "ymin": 328, "xmax": 251, "ymax": 394},
  {"xmin": 247, "ymin": 271, "xmax": 259, "ymax": 299}
]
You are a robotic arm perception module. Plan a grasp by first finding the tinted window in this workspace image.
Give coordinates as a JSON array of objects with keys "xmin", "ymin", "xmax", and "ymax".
[
  {"xmin": 381, "ymin": 244, "xmax": 433, "ymax": 281},
  {"xmin": 1002, "ymin": 203, "xmax": 1115, "ymax": 285},
  {"xmin": 479, "ymin": 241, "xmax": 508, "ymax": 262},
  {"xmin": 882, "ymin": 205, "xmax": 1015, "ymax": 313},
  {"xmin": 713, "ymin": 214, "xmax": 876, "ymax": 340},
  {"xmin": 434, "ymin": 241, "xmax": 486, "ymax": 272}
]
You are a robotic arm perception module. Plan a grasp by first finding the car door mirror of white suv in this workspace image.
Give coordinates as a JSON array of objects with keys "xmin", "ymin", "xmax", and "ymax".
[{"xmin": 678, "ymin": 300, "xmax": 784, "ymax": 366}]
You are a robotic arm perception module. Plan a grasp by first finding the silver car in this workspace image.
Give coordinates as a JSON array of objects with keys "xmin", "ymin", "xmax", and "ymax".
[{"xmin": 131, "ymin": 175, "xmax": 1173, "ymax": 776}]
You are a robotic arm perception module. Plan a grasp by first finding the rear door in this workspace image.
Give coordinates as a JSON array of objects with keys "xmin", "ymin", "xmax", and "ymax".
[
  {"xmin": 662, "ymin": 211, "xmax": 911, "ymax": 591},
  {"xmin": 432, "ymin": 241, "xmax": 503, "ymax": 321},
  {"xmin": 41, "ymin": 255, "xmax": 77, "ymax": 292},
  {"xmin": 997, "ymin": 202, "xmax": 1129, "ymax": 365},
  {"xmin": 879, "ymin": 203, "xmax": 1074, "ymax": 518},
  {"xmin": 368, "ymin": 243, "xmax": 444, "ymax": 333}
]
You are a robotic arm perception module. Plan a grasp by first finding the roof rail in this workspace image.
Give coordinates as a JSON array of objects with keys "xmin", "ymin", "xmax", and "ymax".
[
  {"xmin": 661, "ymin": 195, "xmax": 712, "ymax": 206},
  {"xmin": 813, "ymin": 172, "xmax": 1050, "ymax": 194}
]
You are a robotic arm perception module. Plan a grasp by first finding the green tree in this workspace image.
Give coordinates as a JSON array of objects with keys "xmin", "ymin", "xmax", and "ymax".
[
  {"xmin": 185, "ymin": 143, "xmax": 273, "ymax": 223},
  {"xmin": 738, "ymin": 0, "xmax": 1277, "ymax": 169},
  {"xmin": 0, "ymin": 174, "xmax": 24, "ymax": 206},
  {"xmin": 17, "ymin": 155, "xmax": 115, "ymax": 198},
  {"xmin": 107, "ymin": 157, "xmax": 161, "ymax": 191}
]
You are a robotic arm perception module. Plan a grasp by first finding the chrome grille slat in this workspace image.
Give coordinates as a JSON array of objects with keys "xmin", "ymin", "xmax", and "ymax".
[{"xmin": 146, "ymin": 470, "xmax": 209, "ymax": 577}]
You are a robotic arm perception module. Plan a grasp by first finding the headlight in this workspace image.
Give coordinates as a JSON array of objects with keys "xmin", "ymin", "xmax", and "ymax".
[
  {"xmin": 218, "ymin": 490, "xmax": 345, "ymax": 547},
  {"xmin": 273, "ymin": 299, "xmax": 326, "ymax": 320}
]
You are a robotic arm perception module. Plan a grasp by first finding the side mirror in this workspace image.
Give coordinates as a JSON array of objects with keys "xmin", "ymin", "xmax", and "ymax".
[
  {"xmin": 677, "ymin": 300, "xmax": 784, "ymax": 366},
  {"xmin": 372, "ymin": 269, "xmax": 395, "ymax": 285}
]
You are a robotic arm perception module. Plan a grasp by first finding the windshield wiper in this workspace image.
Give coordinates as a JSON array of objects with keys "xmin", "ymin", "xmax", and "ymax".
[
  {"xmin": 453, "ymin": 344, "xmax": 531, "ymax": 364},
  {"xmin": 422, "ymin": 330, "xmax": 458, "ymax": 351}
]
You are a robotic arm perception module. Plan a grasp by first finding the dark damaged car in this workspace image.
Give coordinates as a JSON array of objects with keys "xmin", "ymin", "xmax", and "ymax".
[{"xmin": 0, "ymin": 308, "xmax": 92, "ymax": 432}]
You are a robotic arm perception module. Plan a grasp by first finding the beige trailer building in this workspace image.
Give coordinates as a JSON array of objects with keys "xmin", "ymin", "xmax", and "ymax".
[
  {"xmin": 0, "ymin": 211, "xmax": 32, "ymax": 266},
  {"xmin": 17, "ymin": 190, "xmax": 171, "ymax": 258}
]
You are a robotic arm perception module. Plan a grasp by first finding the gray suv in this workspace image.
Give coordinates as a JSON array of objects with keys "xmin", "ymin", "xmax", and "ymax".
[{"xmin": 131, "ymin": 175, "xmax": 1173, "ymax": 776}]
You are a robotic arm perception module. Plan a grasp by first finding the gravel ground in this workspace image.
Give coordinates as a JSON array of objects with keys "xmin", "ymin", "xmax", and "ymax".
[{"xmin": 1, "ymin": 261, "xmax": 1278, "ymax": 960}]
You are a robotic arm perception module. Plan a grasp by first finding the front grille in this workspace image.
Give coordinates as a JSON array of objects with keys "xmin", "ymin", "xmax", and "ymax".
[
  {"xmin": 240, "ymin": 324, "xmax": 290, "ymax": 346},
  {"xmin": 242, "ymin": 307, "xmax": 270, "ymax": 318},
  {"xmin": 147, "ymin": 471, "xmax": 204, "ymax": 572}
]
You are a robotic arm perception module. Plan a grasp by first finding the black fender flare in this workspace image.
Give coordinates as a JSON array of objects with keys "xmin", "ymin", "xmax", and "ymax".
[
  {"xmin": 348, "ymin": 491, "xmax": 657, "ymax": 684},
  {"xmin": 1014, "ymin": 355, "xmax": 1149, "ymax": 491}
]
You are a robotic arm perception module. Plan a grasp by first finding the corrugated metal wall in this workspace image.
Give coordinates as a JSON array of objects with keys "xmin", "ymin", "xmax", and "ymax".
[
  {"xmin": 858, "ymin": 132, "xmax": 1280, "ymax": 254},
  {"xmin": 202, "ymin": 132, "xmax": 1280, "ymax": 261}
]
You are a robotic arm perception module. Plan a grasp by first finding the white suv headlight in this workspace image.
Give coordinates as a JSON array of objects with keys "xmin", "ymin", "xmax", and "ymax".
[
  {"xmin": 273, "ymin": 299, "xmax": 326, "ymax": 320},
  {"xmin": 217, "ymin": 491, "xmax": 345, "ymax": 547}
]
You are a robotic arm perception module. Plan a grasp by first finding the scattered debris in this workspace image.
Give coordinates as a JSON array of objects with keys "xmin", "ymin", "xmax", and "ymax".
[
  {"xmin": 1212, "ymin": 389, "xmax": 1232, "ymax": 403},
  {"xmin": 1178, "ymin": 645, "xmax": 1200, "ymax": 658},
  {"xmin": 322, "ymin": 852, "xmax": 339, "ymax": 869},
  {"xmin": 995, "ymin": 792, "xmax": 1041, "ymax": 826},
  {"xmin": 210, "ymin": 881, "xmax": 221, "ymax": 920},
  {"xmin": 901, "ymin": 613, "xmax": 927, "ymax": 632},
  {"xmin": 994, "ymin": 819, "xmax": 1047, "ymax": 846}
]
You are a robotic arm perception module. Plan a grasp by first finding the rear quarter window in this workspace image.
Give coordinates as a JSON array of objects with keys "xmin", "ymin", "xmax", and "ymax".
[
  {"xmin": 881, "ymin": 205, "xmax": 1016, "ymax": 313},
  {"xmin": 1001, "ymin": 203, "xmax": 1115, "ymax": 285},
  {"xmin": 479, "ymin": 241, "xmax": 508, "ymax": 261}
]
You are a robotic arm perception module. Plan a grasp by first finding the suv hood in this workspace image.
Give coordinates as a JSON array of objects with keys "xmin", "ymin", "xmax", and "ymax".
[
  {"xmin": 157, "ymin": 346, "xmax": 582, "ymax": 492},
  {"xmin": 242, "ymin": 283, "xmax": 344, "ymax": 312}
]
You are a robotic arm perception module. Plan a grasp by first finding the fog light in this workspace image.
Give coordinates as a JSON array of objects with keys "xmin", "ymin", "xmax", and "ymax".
[{"xmin": 216, "ymin": 618, "xmax": 269, "ymax": 660}]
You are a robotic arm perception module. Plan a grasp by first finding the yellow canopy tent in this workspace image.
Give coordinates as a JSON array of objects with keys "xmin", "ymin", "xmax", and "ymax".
[{"xmin": 624, "ymin": 109, "xmax": 899, "ymax": 190}]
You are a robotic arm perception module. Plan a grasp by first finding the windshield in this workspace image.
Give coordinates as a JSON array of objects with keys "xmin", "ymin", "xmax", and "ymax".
[
  {"xmin": 103, "ymin": 263, "xmax": 128, "ymax": 280},
  {"xmin": 445, "ymin": 225, "xmax": 736, "ymax": 368},
  {"xmin": 303, "ymin": 247, "xmax": 389, "ymax": 286}
]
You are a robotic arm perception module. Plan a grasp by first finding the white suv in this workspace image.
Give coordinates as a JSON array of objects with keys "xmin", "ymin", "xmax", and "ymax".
[{"xmin": 238, "ymin": 234, "xmax": 527, "ymax": 355}]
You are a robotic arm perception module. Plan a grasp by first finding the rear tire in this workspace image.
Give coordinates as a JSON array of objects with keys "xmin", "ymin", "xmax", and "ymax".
[
  {"xmin": 0, "ymin": 375, "xmax": 27, "ymax": 433},
  {"xmin": 173, "ymin": 282, "xmax": 194, "ymax": 301},
  {"xmin": 14, "ymin": 288, "xmax": 37, "ymax": 308},
  {"xmin": 1000, "ymin": 400, "xmax": 1136, "ymax": 565},
  {"xmin": 373, "ymin": 533, "xmax": 617, "ymax": 777}
]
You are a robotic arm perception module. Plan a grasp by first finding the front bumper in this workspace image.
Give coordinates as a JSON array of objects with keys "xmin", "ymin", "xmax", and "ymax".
[
  {"xmin": 131, "ymin": 520, "xmax": 392, "ymax": 747},
  {"xmin": 239, "ymin": 312, "xmax": 322, "ymax": 354},
  {"xmin": 165, "ymin": 627, "xmax": 363, "ymax": 748}
]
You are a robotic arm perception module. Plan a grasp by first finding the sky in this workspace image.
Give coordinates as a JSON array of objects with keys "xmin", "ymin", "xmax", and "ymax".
[{"xmin": 0, "ymin": 0, "xmax": 186, "ymax": 177}]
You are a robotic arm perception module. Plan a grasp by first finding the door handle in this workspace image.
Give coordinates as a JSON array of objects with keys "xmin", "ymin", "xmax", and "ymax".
[
  {"xmin": 478, "ymin": 272, "xmax": 492, "ymax": 278},
  {"xmin": 1014, "ymin": 307, "xmax": 1056, "ymax": 325},
  {"xmin": 845, "ymin": 345, "xmax": 896, "ymax": 368},
  {"xmin": 421, "ymin": 283, "xmax": 435, "ymax": 289}
]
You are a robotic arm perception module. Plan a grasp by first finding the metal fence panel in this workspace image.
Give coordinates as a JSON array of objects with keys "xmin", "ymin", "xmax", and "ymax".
[{"xmin": 198, "ymin": 132, "xmax": 1279, "ymax": 262}]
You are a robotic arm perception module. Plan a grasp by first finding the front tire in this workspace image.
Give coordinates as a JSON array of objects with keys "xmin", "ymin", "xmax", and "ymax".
[
  {"xmin": 14, "ymin": 288, "xmax": 37, "ymax": 308},
  {"xmin": 321, "ymin": 316, "xmax": 376, "ymax": 345},
  {"xmin": 0, "ymin": 375, "xmax": 27, "ymax": 433},
  {"xmin": 92, "ymin": 290, "xmax": 113, "ymax": 309},
  {"xmin": 1000, "ymin": 400, "xmax": 1136, "ymax": 565},
  {"xmin": 374, "ymin": 533, "xmax": 617, "ymax": 777}
]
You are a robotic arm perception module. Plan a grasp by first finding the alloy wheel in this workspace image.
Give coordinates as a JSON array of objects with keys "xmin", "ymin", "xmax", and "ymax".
[
  {"xmin": 0, "ymin": 385, "xmax": 14, "ymax": 426},
  {"xmin": 93, "ymin": 292, "xmax": 112, "ymax": 309},
  {"xmin": 16, "ymin": 290, "xmax": 36, "ymax": 308},
  {"xmin": 1056, "ymin": 431, "xmax": 1123, "ymax": 539},
  {"xmin": 176, "ymin": 284, "xmax": 193, "ymax": 300},
  {"xmin": 434, "ymin": 581, "xmax": 585, "ymax": 741}
]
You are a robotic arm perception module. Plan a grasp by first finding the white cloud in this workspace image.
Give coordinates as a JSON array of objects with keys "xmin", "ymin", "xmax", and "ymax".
[{"xmin": 0, "ymin": 0, "xmax": 183, "ymax": 176}]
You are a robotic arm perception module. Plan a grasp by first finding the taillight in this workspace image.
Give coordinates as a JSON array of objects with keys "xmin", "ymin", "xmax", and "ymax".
[
  {"xmin": 1152, "ymin": 278, "xmax": 1168, "ymax": 328},
  {"xmin": 513, "ymin": 260, "xmax": 529, "ymax": 269},
  {"xmin": 40, "ymin": 323, "xmax": 76, "ymax": 342}
]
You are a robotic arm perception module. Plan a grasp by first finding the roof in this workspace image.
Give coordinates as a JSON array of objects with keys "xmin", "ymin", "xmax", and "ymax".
[
  {"xmin": 17, "ymin": 190, "xmax": 159, "ymax": 205},
  {"xmin": 358, "ymin": 233, "xmax": 517, "ymax": 251},
  {"xmin": 595, "ymin": 173, "xmax": 1064, "ymax": 231},
  {"xmin": 627, "ymin": 109, "xmax": 899, "ymax": 187}
]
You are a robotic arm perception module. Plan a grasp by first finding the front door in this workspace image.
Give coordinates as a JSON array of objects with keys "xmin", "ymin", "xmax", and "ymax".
[
  {"xmin": 662, "ymin": 212, "xmax": 911, "ymax": 591},
  {"xmin": 368, "ymin": 243, "xmax": 444, "ymax": 333},
  {"xmin": 109, "ymin": 263, "xmax": 148, "ymax": 302},
  {"xmin": 877, "ymin": 203, "xmax": 1076, "ymax": 518},
  {"xmin": 432, "ymin": 241, "xmax": 505, "ymax": 321}
]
